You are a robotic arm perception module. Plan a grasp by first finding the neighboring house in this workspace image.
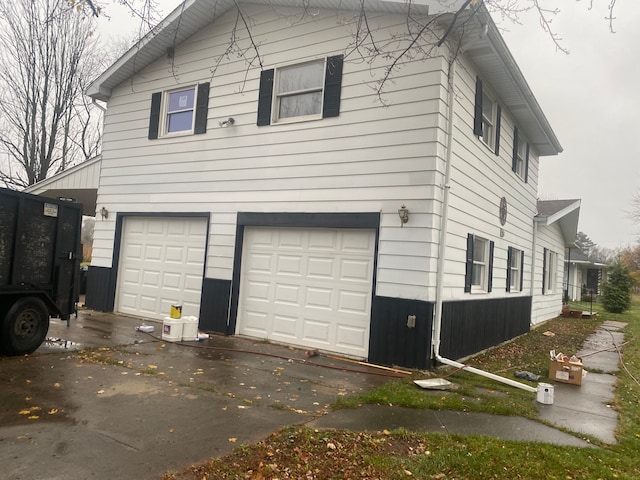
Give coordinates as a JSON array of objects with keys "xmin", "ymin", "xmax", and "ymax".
[
  {"xmin": 26, "ymin": 0, "xmax": 579, "ymax": 369},
  {"xmin": 565, "ymin": 247, "xmax": 608, "ymax": 302}
]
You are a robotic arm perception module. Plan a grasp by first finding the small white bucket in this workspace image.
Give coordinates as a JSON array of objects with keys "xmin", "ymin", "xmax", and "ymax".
[
  {"xmin": 536, "ymin": 383, "xmax": 554, "ymax": 405},
  {"xmin": 181, "ymin": 316, "xmax": 199, "ymax": 341},
  {"xmin": 162, "ymin": 316, "xmax": 184, "ymax": 342}
]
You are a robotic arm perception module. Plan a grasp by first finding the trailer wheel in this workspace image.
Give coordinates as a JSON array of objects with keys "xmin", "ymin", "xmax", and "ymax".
[{"xmin": 1, "ymin": 297, "xmax": 50, "ymax": 356}]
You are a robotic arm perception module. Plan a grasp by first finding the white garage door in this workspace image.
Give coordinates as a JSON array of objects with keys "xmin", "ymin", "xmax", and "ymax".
[
  {"xmin": 116, "ymin": 217, "xmax": 207, "ymax": 320},
  {"xmin": 238, "ymin": 227, "xmax": 375, "ymax": 358}
]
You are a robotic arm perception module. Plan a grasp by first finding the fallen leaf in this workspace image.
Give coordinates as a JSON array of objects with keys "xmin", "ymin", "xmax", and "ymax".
[
  {"xmin": 18, "ymin": 409, "xmax": 31, "ymax": 415},
  {"xmin": 25, "ymin": 379, "xmax": 32, "ymax": 384},
  {"xmin": 383, "ymin": 429, "xmax": 391, "ymax": 435},
  {"xmin": 28, "ymin": 416, "xmax": 39, "ymax": 420},
  {"xmin": 48, "ymin": 409, "xmax": 58, "ymax": 415},
  {"xmin": 169, "ymin": 427, "xmax": 174, "ymax": 433},
  {"xmin": 228, "ymin": 437, "xmax": 237, "ymax": 443},
  {"xmin": 53, "ymin": 383, "xmax": 61, "ymax": 388},
  {"xmin": 327, "ymin": 442, "xmax": 336, "ymax": 450},
  {"xmin": 147, "ymin": 365, "xmax": 157, "ymax": 369},
  {"xmin": 97, "ymin": 389, "xmax": 105, "ymax": 395},
  {"xmin": 25, "ymin": 396, "xmax": 31, "ymax": 401},
  {"xmin": 404, "ymin": 470, "xmax": 413, "ymax": 476}
]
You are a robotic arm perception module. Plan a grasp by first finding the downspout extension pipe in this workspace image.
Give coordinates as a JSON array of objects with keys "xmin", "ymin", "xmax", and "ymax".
[{"xmin": 431, "ymin": 50, "xmax": 537, "ymax": 394}]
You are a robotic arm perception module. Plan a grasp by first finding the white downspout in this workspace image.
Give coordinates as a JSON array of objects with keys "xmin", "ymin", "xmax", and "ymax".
[{"xmin": 431, "ymin": 52, "xmax": 536, "ymax": 394}]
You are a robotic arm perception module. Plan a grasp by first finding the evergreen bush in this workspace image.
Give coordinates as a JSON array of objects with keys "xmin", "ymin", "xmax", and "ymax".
[{"xmin": 602, "ymin": 262, "xmax": 634, "ymax": 313}]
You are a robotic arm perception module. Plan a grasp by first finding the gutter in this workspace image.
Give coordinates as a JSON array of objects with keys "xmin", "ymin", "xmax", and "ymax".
[{"xmin": 431, "ymin": 51, "xmax": 536, "ymax": 394}]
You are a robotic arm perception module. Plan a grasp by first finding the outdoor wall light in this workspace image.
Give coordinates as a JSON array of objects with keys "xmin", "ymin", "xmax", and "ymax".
[
  {"xmin": 100, "ymin": 206, "xmax": 109, "ymax": 220},
  {"xmin": 398, "ymin": 204, "xmax": 409, "ymax": 227},
  {"xmin": 219, "ymin": 117, "xmax": 235, "ymax": 127}
]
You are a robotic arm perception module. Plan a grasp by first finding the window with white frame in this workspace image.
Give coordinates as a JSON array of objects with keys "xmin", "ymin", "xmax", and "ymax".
[
  {"xmin": 545, "ymin": 249, "xmax": 558, "ymax": 293},
  {"xmin": 165, "ymin": 87, "xmax": 196, "ymax": 133},
  {"xmin": 508, "ymin": 247, "xmax": 523, "ymax": 292},
  {"xmin": 257, "ymin": 55, "xmax": 343, "ymax": 126},
  {"xmin": 148, "ymin": 82, "xmax": 210, "ymax": 140},
  {"xmin": 480, "ymin": 91, "xmax": 496, "ymax": 149},
  {"xmin": 465, "ymin": 234, "xmax": 494, "ymax": 293},
  {"xmin": 275, "ymin": 60, "xmax": 325, "ymax": 121},
  {"xmin": 512, "ymin": 127, "xmax": 529, "ymax": 181}
]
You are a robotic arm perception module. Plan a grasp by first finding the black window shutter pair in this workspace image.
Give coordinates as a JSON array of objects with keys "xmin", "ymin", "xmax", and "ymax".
[
  {"xmin": 148, "ymin": 82, "xmax": 210, "ymax": 139},
  {"xmin": 506, "ymin": 247, "xmax": 526, "ymax": 292},
  {"xmin": 512, "ymin": 127, "xmax": 530, "ymax": 183},
  {"xmin": 464, "ymin": 233, "xmax": 494, "ymax": 293},
  {"xmin": 474, "ymin": 76, "xmax": 501, "ymax": 155},
  {"xmin": 257, "ymin": 55, "xmax": 344, "ymax": 126}
]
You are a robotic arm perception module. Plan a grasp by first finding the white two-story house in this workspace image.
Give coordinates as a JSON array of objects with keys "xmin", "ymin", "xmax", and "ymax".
[{"xmin": 27, "ymin": 0, "xmax": 579, "ymax": 369}]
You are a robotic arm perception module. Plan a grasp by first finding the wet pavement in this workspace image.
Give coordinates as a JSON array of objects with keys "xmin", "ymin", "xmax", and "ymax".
[{"xmin": 0, "ymin": 311, "xmax": 625, "ymax": 479}]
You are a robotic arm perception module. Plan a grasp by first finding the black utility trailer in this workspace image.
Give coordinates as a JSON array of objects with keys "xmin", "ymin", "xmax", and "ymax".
[{"xmin": 0, "ymin": 187, "xmax": 82, "ymax": 355}]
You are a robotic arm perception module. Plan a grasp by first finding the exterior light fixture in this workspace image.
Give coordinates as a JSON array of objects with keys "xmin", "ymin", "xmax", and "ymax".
[
  {"xmin": 398, "ymin": 204, "xmax": 409, "ymax": 227},
  {"xmin": 100, "ymin": 206, "xmax": 109, "ymax": 220},
  {"xmin": 219, "ymin": 117, "xmax": 235, "ymax": 127}
]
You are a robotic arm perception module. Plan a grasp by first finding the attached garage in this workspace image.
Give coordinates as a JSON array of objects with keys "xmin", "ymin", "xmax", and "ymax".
[
  {"xmin": 237, "ymin": 227, "xmax": 375, "ymax": 358},
  {"xmin": 116, "ymin": 216, "xmax": 207, "ymax": 320}
]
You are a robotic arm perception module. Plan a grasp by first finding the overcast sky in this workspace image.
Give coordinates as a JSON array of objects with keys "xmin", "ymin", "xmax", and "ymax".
[
  {"xmin": 501, "ymin": 1, "xmax": 640, "ymax": 250},
  {"xmin": 99, "ymin": 0, "xmax": 639, "ymax": 251}
]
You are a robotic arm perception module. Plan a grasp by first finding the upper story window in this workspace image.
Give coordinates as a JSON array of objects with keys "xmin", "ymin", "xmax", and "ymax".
[
  {"xmin": 543, "ymin": 248, "xmax": 558, "ymax": 294},
  {"xmin": 465, "ymin": 233, "xmax": 494, "ymax": 293},
  {"xmin": 473, "ymin": 76, "xmax": 501, "ymax": 155},
  {"xmin": 512, "ymin": 127, "xmax": 530, "ymax": 182},
  {"xmin": 148, "ymin": 82, "xmax": 210, "ymax": 140},
  {"xmin": 257, "ymin": 55, "xmax": 343, "ymax": 126},
  {"xmin": 166, "ymin": 87, "xmax": 196, "ymax": 133},
  {"xmin": 507, "ymin": 247, "xmax": 524, "ymax": 293}
]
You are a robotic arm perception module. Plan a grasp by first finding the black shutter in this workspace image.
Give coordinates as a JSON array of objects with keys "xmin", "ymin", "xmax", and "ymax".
[
  {"xmin": 512, "ymin": 126, "xmax": 519, "ymax": 173},
  {"xmin": 322, "ymin": 54, "xmax": 343, "ymax": 118},
  {"xmin": 542, "ymin": 247, "xmax": 548, "ymax": 294},
  {"xmin": 494, "ymin": 104, "xmax": 501, "ymax": 155},
  {"xmin": 464, "ymin": 233, "xmax": 474, "ymax": 293},
  {"xmin": 148, "ymin": 92, "xmax": 162, "ymax": 140},
  {"xmin": 506, "ymin": 246, "xmax": 512, "ymax": 292},
  {"xmin": 473, "ymin": 76, "xmax": 483, "ymax": 137},
  {"xmin": 520, "ymin": 249, "xmax": 525, "ymax": 292},
  {"xmin": 257, "ymin": 69, "xmax": 274, "ymax": 126},
  {"xmin": 194, "ymin": 82, "xmax": 210, "ymax": 135},
  {"xmin": 524, "ymin": 143, "xmax": 530, "ymax": 183},
  {"xmin": 487, "ymin": 240, "xmax": 494, "ymax": 293}
]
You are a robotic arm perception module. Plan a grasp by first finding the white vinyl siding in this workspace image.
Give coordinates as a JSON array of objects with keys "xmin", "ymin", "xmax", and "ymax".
[
  {"xmin": 91, "ymin": 5, "xmax": 448, "ymax": 303},
  {"xmin": 532, "ymin": 222, "xmax": 565, "ymax": 324}
]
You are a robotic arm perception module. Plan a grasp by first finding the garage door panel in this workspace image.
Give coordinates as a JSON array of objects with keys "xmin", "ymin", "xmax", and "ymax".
[
  {"xmin": 308, "ymin": 230, "xmax": 337, "ymax": 251},
  {"xmin": 337, "ymin": 290, "xmax": 369, "ymax": 314},
  {"xmin": 301, "ymin": 318, "xmax": 331, "ymax": 344},
  {"xmin": 307, "ymin": 256, "xmax": 335, "ymax": 279},
  {"xmin": 336, "ymin": 325, "xmax": 367, "ymax": 349},
  {"xmin": 116, "ymin": 217, "xmax": 207, "ymax": 320},
  {"xmin": 274, "ymin": 284, "xmax": 300, "ymax": 306},
  {"xmin": 305, "ymin": 287, "xmax": 333, "ymax": 310},
  {"xmin": 276, "ymin": 255, "xmax": 303, "ymax": 276},
  {"xmin": 238, "ymin": 227, "xmax": 374, "ymax": 358}
]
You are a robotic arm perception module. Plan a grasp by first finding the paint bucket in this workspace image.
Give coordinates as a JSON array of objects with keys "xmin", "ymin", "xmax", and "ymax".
[
  {"xmin": 170, "ymin": 304, "xmax": 182, "ymax": 319},
  {"xmin": 181, "ymin": 316, "xmax": 199, "ymax": 341},
  {"xmin": 536, "ymin": 383, "xmax": 554, "ymax": 405},
  {"xmin": 162, "ymin": 317, "xmax": 184, "ymax": 342}
]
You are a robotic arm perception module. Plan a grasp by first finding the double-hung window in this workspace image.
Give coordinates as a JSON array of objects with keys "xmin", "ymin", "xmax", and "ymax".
[
  {"xmin": 512, "ymin": 127, "xmax": 529, "ymax": 182},
  {"xmin": 465, "ymin": 234, "xmax": 494, "ymax": 293},
  {"xmin": 473, "ymin": 76, "xmax": 501, "ymax": 155},
  {"xmin": 257, "ymin": 55, "xmax": 343, "ymax": 126},
  {"xmin": 148, "ymin": 82, "xmax": 210, "ymax": 139},
  {"xmin": 543, "ymin": 248, "xmax": 558, "ymax": 294},
  {"xmin": 507, "ymin": 247, "xmax": 524, "ymax": 292}
]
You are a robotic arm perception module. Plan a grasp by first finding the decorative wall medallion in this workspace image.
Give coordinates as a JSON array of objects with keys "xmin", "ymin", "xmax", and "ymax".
[{"xmin": 499, "ymin": 197, "xmax": 508, "ymax": 226}]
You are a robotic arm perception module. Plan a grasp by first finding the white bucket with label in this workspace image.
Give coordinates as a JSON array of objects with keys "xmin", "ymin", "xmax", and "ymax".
[
  {"xmin": 536, "ymin": 383, "xmax": 554, "ymax": 405},
  {"xmin": 162, "ymin": 316, "xmax": 184, "ymax": 342},
  {"xmin": 181, "ymin": 316, "xmax": 199, "ymax": 341}
]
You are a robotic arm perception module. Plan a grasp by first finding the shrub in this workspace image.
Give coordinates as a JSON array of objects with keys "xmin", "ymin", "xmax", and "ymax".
[{"xmin": 602, "ymin": 262, "xmax": 634, "ymax": 313}]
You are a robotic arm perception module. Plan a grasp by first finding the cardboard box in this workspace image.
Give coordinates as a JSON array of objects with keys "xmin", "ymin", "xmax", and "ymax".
[{"xmin": 549, "ymin": 359, "xmax": 584, "ymax": 386}]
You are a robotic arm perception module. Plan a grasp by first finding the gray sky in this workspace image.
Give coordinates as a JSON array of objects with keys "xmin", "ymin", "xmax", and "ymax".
[
  {"xmin": 99, "ymin": 0, "xmax": 639, "ymax": 251},
  {"xmin": 501, "ymin": 2, "xmax": 639, "ymax": 250}
]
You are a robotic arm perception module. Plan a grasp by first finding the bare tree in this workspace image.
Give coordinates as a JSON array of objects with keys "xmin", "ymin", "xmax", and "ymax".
[{"xmin": 0, "ymin": 0, "xmax": 103, "ymax": 188}]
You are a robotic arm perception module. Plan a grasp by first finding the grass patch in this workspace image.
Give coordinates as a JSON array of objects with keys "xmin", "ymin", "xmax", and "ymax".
[{"xmin": 162, "ymin": 298, "xmax": 640, "ymax": 479}]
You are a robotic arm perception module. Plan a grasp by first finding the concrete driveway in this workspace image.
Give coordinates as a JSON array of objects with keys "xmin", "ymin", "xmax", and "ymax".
[{"xmin": 0, "ymin": 310, "xmax": 393, "ymax": 480}]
